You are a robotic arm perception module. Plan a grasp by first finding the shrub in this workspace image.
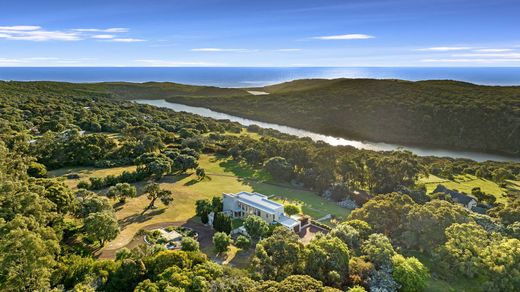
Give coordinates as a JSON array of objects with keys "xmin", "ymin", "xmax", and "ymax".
[
  {"xmin": 107, "ymin": 183, "xmax": 137, "ymax": 203},
  {"xmin": 391, "ymin": 254, "xmax": 429, "ymax": 292},
  {"xmin": 264, "ymin": 156, "xmax": 294, "ymax": 181},
  {"xmin": 27, "ymin": 161, "xmax": 47, "ymax": 178},
  {"xmin": 244, "ymin": 215, "xmax": 269, "ymax": 241},
  {"xmin": 77, "ymin": 180, "xmax": 91, "ymax": 189},
  {"xmin": 235, "ymin": 235, "xmax": 251, "ymax": 249},
  {"xmin": 181, "ymin": 237, "xmax": 200, "ymax": 252},
  {"xmin": 348, "ymin": 285, "xmax": 367, "ymax": 292},
  {"xmin": 115, "ymin": 248, "xmax": 132, "ymax": 260},
  {"xmin": 213, "ymin": 212, "xmax": 232, "ymax": 234},
  {"xmin": 213, "ymin": 232, "xmax": 231, "ymax": 253},
  {"xmin": 284, "ymin": 204, "xmax": 300, "ymax": 216},
  {"xmin": 196, "ymin": 167, "xmax": 206, "ymax": 180}
]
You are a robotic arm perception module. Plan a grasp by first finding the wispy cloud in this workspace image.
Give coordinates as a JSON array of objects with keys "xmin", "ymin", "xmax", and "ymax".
[
  {"xmin": 0, "ymin": 58, "xmax": 24, "ymax": 65},
  {"xmin": 472, "ymin": 48, "xmax": 514, "ymax": 53},
  {"xmin": 92, "ymin": 34, "xmax": 115, "ymax": 39},
  {"xmin": 421, "ymin": 58, "xmax": 520, "ymax": 63},
  {"xmin": 73, "ymin": 28, "xmax": 128, "ymax": 33},
  {"xmin": 24, "ymin": 57, "xmax": 58, "ymax": 60},
  {"xmin": 191, "ymin": 48, "xmax": 256, "ymax": 52},
  {"xmin": 313, "ymin": 34, "xmax": 374, "ymax": 40},
  {"xmin": 110, "ymin": 38, "xmax": 145, "ymax": 42},
  {"xmin": 453, "ymin": 53, "xmax": 520, "ymax": 58},
  {"xmin": 0, "ymin": 57, "xmax": 97, "ymax": 66},
  {"xmin": 418, "ymin": 46, "xmax": 472, "ymax": 51},
  {"xmin": 0, "ymin": 26, "xmax": 81, "ymax": 41},
  {"xmin": 0, "ymin": 25, "xmax": 41, "ymax": 31},
  {"xmin": 135, "ymin": 59, "xmax": 225, "ymax": 66},
  {"xmin": 0, "ymin": 25, "xmax": 142, "ymax": 42},
  {"xmin": 421, "ymin": 49, "xmax": 520, "ymax": 63},
  {"xmin": 192, "ymin": 48, "xmax": 301, "ymax": 53}
]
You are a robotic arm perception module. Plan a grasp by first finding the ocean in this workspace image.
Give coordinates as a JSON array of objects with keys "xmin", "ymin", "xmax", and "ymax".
[{"xmin": 0, "ymin": 67, "xmax": 519, "ymax": 87}]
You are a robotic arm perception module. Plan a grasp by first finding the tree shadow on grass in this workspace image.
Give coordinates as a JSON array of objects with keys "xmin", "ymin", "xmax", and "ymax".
[
  {"xmin": 119, "ymin": 208, "xmax": 165, "ymax": 229},
  {"xmin": 219, "ymin": 159, "xmax": 257, "ymax": 178},
  {"xmin": 209, "ymin": 155, "xmax": 227, "ymax": 164},
  {"xmin": 504, "ymin": 180, "xmax": 520, "ymax": 193},
  {"xmin": 48, "ymin": 166, "xmax": 95, "ymax": 178},
  {"xmin": 113, "ymin": 201, "xmax": 125, "ymax": 212},
  {"xmin": 209, "ymin": 154, "xmax": 269, "ymax": 181},
  {"xmin": 161, "ymin": 173, "xmax": 191, "ymax": 184},
  {"xmin": 131, "ymin": 173, "xmax": 192, "ymax": 196},
  {"xmin": 184, "ymin": 179, "xmax": 200, "ymax": 186},
  {"xmin": 183, "ymin": 176, "xmax": 211, "ymax": 186}
]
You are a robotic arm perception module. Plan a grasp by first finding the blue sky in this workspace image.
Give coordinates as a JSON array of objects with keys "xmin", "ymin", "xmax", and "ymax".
[{"xmin": 0, "ymin": 0, "xmax": 519, "ymax": 67}]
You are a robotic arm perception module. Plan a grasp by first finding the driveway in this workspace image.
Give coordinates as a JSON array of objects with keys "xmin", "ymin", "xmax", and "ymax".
[{"xmin": 98, "ymin": 219, "xmax": 215, "ymax": 259}]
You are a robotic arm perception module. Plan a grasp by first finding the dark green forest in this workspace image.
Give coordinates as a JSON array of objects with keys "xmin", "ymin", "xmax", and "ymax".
[
  {"xmin": 0, "ymin": 81, "xmax": 519, "ymax": 291},
  {"xmin": 161, "ymin": 78, "xmax": 520, "ymax": 156}
]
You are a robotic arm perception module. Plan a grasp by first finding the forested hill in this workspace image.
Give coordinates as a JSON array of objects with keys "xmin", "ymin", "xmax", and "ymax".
[
  {"xmin": 1, "ymin": 80, "xmax": 519, "ymax": 291},
  {"xmin": 3, "ymin": 79, "xmax": 519, "ymax": 155},
  {"xmin": 78, "ymin": 81, "xmax": 248, "ymax": 99},
  {"xmin": 163, "ymin": 78, "xmax": 520, "ymax": 156}
]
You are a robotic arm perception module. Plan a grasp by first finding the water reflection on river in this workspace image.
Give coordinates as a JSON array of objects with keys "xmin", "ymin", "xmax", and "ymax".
[{"xmin": 135, "ymin": 99, "xmax": 519, "ymax": 163}]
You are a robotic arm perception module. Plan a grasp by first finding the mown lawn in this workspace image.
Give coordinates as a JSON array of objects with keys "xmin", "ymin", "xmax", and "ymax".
[
  {"xmin": 419, "ymin": 174, "xmax": 519, "ymax": 204},
  {"xmin": 50, "ymin": 154, "xmax": 344, "ymax": 256},
  {"xmin": 206, "ymin": 155, "xmax": 349, "ymax": 220},
  {"xmin": 259, "ymin": 185, "xmax": 348, "ymax": 220}
]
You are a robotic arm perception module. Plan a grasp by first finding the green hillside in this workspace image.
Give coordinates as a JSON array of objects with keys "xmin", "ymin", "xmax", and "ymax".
[
  {"xmin": 1, "ymin": 81, "xmax": 519, "ymax": 291},
  {"xmin": 164, "ymin": 78, "xmax": 520, "ymax": 156},
  {"xmin": 28, "ymin": 81, "xmax": 249, "ymax": 99}
]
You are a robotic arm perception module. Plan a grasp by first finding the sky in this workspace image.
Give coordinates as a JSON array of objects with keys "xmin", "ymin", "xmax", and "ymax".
[{"xmin": 0, "ymin": 0, "xmax": 519, "ymax": 67}]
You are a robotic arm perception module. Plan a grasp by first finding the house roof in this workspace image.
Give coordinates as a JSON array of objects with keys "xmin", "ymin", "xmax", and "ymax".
[
  {"xmin": 471, "ymin": 206, "xmax": 487, "ymax": 214},
  {"xmin": 433, "ymin": 185, "xmax": 476, "ymax": 205},
  {"xmin": 230, "ymin": 191, "xmax": 283, "ymax": 214},
  {"xmin": 278, "ymin": 214, "xmax": 300, "ymax": 228}
]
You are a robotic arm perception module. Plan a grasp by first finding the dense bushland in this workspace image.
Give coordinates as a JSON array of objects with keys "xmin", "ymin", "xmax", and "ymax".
[
  {"xmin": 0, "ymin": 81, "xmax": 519, "ymax": 291},
  {"xmin": 164, "ymin": 78, "xmax": 520, "ymax": 156}
]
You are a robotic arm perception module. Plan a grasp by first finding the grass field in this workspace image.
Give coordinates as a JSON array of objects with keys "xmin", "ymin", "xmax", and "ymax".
[
  {"xmin": 419, "ymin": 174, "xmax": 519, "ymax": 204},
  {"xmin": 205, "ymin": 156, "xmax": 349, "ymax": 220},
  {"xmin": 48, "ymin": 165, "xmax": 137, "ymax": 189},
  {"xmin": 50, "ymin": 154, "xmax": 347, "ymax": 256}
]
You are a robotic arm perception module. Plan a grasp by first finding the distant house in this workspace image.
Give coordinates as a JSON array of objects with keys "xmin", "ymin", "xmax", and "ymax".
[
  {"xmin": 223, "ymin": 191, "xmax": 302, "ymax": 232},
  {"xmin": 351, "ymin": 190, "xmax": 371, "ymax": 206},
  {"xmin": 433, "ymin": 185, "xmax": 478, "ymax": 210}
]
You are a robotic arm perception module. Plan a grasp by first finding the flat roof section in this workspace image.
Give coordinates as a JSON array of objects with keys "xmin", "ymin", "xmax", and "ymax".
[
  {"xmin": 226, "ymin": 191, "xmax": 283, "ymax": 215},
  {"xmin": 278, "ymin": 214, "xmax": 300, "ymax": 228}
]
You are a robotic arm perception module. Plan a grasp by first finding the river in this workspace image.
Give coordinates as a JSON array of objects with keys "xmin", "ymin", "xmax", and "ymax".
[{"xmin": 135, "ymin": 99, "xmax": 519, "ymax": 163}]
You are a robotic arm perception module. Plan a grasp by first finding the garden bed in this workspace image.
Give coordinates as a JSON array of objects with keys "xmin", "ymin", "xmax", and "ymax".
[{"xmin": 143, "ymin": 226, "xmax": 199, "ymax": 249}]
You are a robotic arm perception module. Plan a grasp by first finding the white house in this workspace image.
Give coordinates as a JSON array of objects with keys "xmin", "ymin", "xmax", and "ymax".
[{"xmin": 223, "ymin": 191, "xmax": 302, "ymax": 232}]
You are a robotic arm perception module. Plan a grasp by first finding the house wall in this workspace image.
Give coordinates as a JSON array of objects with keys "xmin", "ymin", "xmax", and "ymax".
[
  {"xmin": 237, "ymin": 201, "xmax": 277, "ymax": 223},
  {"xmin": 467, "ymin": 200, "xmax": 478, "ymax": 210},
  {"xmin": 223, "ymin": 194, "xmax": 237, "ymax": 213}
]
